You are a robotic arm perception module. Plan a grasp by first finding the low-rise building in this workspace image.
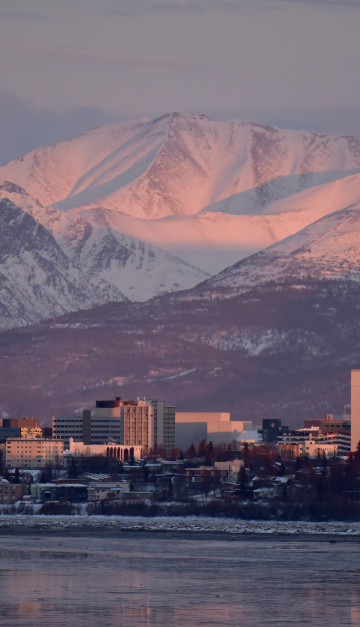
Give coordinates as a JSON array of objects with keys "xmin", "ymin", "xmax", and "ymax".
[
  {"xmin": 316, "ymin": 432, "xmax": 351, "ymax": 455},
  {"xmin": 6, "ymin": 435, "xmax": 64, "ymax": 468},
  {"xmin": 185, "ymin": 465, "xmax": 228, "ymax": 488},
  {"xmin": 277, "ymin": 424, "xmax": 351, "ymax": 457},
  {"xmin": 0, "ymin": 477, "xmax": 27, "ymax": 503},
  {"xmin": 30, "ymin": 483, "xmax": 88, "ymax": 502},
  {"xmin": 64, "ymin": 438, "xmax": 144, "ymax": 461},
  {"xmin": 88, "ymin": 480, "xmax": 131, "ymax": 501},
  {"xmin": 279, "ymin": 438, "xmax": 338, "ymax": 458},
  {"xmin": 214, "ymin": 460, "xmax": 244, "ymax": 483},
  {"xmin": 302, "ymin": 439, "xmax": 338, "ymax": 458}
]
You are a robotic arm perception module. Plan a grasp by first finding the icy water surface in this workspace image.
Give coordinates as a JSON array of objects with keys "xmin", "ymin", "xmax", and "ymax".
[{"xmin": 0, "ymin": 528, "xmax": 360, "ymax": 627}]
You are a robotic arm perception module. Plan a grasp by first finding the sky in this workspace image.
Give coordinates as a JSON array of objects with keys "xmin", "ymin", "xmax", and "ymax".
[{"xmin": 1, "ymin": 0, "xmax": 360, "ymax": 164}]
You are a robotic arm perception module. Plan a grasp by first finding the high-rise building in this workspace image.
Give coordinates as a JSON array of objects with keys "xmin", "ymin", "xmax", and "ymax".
[
  {"xmin": 53, "ymin": 397, "xmax": 175, "ymax": 455},
  {"xmin": 102, "ymin": 398, "xmax": 175, "ymax": 454},
  {"xmin": 261, "ymin": 419, "xmax": 285, "ymax": 443},
  {"xmin": 351, "ymin": 369, "xmax": 360, "ymax": 452},
  {"xmin": 52, "ymin": 412, "xmax": 91, "ymax": 449},
  {"xmin": 140, "ymin": 398, "xmax": 175, "ymax": 455},
  {"xmin": 90, "ymin": 401, "xmax": 123, "ymax": 445}
]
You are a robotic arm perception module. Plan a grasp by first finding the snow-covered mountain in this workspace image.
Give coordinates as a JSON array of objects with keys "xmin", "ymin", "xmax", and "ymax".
[
  {"xmin": 0, "ymin": 184, "xmax": 209, "ymax": 327},
  {"xmin": 1, "ymin": 171, "xmax": 360, "ymax": 417},
  {"xmin": 0, "ymin": 198, "xmax": 95, "ymax": 328},
  {"xmin": 2, "ymin": 114, "xmax": 360, "ymax": 276},
  {"xmin": 199, "ymin": 202, "xmax": 360, "ymax": 297},
  {"xmin": 1, "ymin": 113, "xmax": 360, "ymax": 330},
  {"xmin": 2, "ymin": 113, "xmax": 360, "ymax": 217}
]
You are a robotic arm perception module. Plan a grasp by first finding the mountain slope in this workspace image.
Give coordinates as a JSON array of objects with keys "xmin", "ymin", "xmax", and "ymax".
[
  {"xmin": 0, "ymin": 198, "xmax": 95, "ymax": 328},
  {"xmin": 75, "ymin": 170, "xmax": 360, "ymax": 274},
  {"xmin": 58, "ymin": 216, "xmax": 210, "ymax": 302},
  {"xmin": 200, "ymin": 203, "xmax": 360, "ymax": 297},
  {"xmin": 0, "ymin": 201, "xmax": 360, "ymax": 420},
  {"xmin": 0, "ymin": 184, "xmax": 208, "ymax": 322},
  {"xmin": 0, "ymin": 276, "xmax": 356, "ymax": 424}
]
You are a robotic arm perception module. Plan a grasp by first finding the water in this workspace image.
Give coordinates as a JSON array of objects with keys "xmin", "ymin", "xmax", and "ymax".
[{"xmin": 0, "ymin": 528, "xmax": 360, "ymax": 626}]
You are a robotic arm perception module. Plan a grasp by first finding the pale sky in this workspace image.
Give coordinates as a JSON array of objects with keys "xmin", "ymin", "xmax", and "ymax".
[{"xmin": 1, "ymin": 0, "xmax": 360, "ymax": 163}]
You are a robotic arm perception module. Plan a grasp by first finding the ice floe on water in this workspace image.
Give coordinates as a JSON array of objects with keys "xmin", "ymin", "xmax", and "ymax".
[{"xmin": 0, "ymin": 515, "xmax": 359, "ymax": 535}]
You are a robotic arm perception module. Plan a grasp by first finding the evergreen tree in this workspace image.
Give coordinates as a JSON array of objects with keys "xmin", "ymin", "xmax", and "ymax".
[{"xmin": 68, "ymin": 458, "xmax": 78, "ymax": 480}]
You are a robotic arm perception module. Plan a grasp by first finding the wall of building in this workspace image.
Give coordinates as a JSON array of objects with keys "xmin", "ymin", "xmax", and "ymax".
[
  {"xmin": 6, "ymin": 436, "xmax": 64, "ymax": 468},
  {"xmin": 137, "ymin": 399, "xmax": 175, "ymax": 454},
  {"xmin": 175, "ymin": 422, "xmax": 207, "ymax": 451},
  {"xmin": 30, "ymin": 483, "xmax": 88, "ymax": 501},
  {"xmin": 65, "ymin": 438, "xmax": 143, "ymax": 460},
  {"xmin": 89, "ymin": 413, "xmax": 123, "ymax": 445},
  {"xmin": 88, "ymin": 481, "xmax": 131, "ymax": 501},
  {"xmin": 175, "ymin": 412, "xmax": 252, "ymax": 449},
  {"xmin": 351, "ymin": 369, "xmax": 360, "ymax": 452},
  {"xmin": 3, "ymin": 418, "xmax": 39, "ymax": 429},
  {"xmin": 122, "ymin": 403, "xmax": 150, "ymax": 450},
  {"xmin": 0, "ymin": 478, "xmax": 27, "ymax": 504},
  {"xmin": 214, "ymin": 460, "xmax": 244, "ymax": 483},
  {"xmin": 52, "ymin": 415, "xmax": 86, "ymax": 449}
]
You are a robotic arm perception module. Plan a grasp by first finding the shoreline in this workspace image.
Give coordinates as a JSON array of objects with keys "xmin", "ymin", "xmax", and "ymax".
[{"xmin": 1, "ymin": 514, "xmax": 360, "ymax": 539}]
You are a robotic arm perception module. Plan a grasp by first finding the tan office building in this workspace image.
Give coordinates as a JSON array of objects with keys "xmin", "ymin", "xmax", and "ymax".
[
  {"xmin": 121, "ymin": 398, "xmax": 175, "ymax": 454},
  {"xmin": 6, "ymin": 435, "xmax": 64, "ymax": 468}
]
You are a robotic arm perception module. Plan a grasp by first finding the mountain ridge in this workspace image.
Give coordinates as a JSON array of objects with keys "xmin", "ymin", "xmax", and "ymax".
[
  {"xmin": 3, "ymin": 113, "xmax": 360, "ymax": 281},
  {"xmin": 3, "ymin": 114, "xmax": 360, "ymax": 219}
]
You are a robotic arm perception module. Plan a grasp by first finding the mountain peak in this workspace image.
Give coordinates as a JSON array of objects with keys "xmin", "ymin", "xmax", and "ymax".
[{"xmin": 2, "ymin": 114, "xmax": 360, "ymax": 220}]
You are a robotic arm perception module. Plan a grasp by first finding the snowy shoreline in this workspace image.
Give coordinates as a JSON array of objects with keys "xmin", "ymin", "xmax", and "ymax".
[{"xmin": 0, "ymin": 514, "xmax": 360, "ymax": 536}]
